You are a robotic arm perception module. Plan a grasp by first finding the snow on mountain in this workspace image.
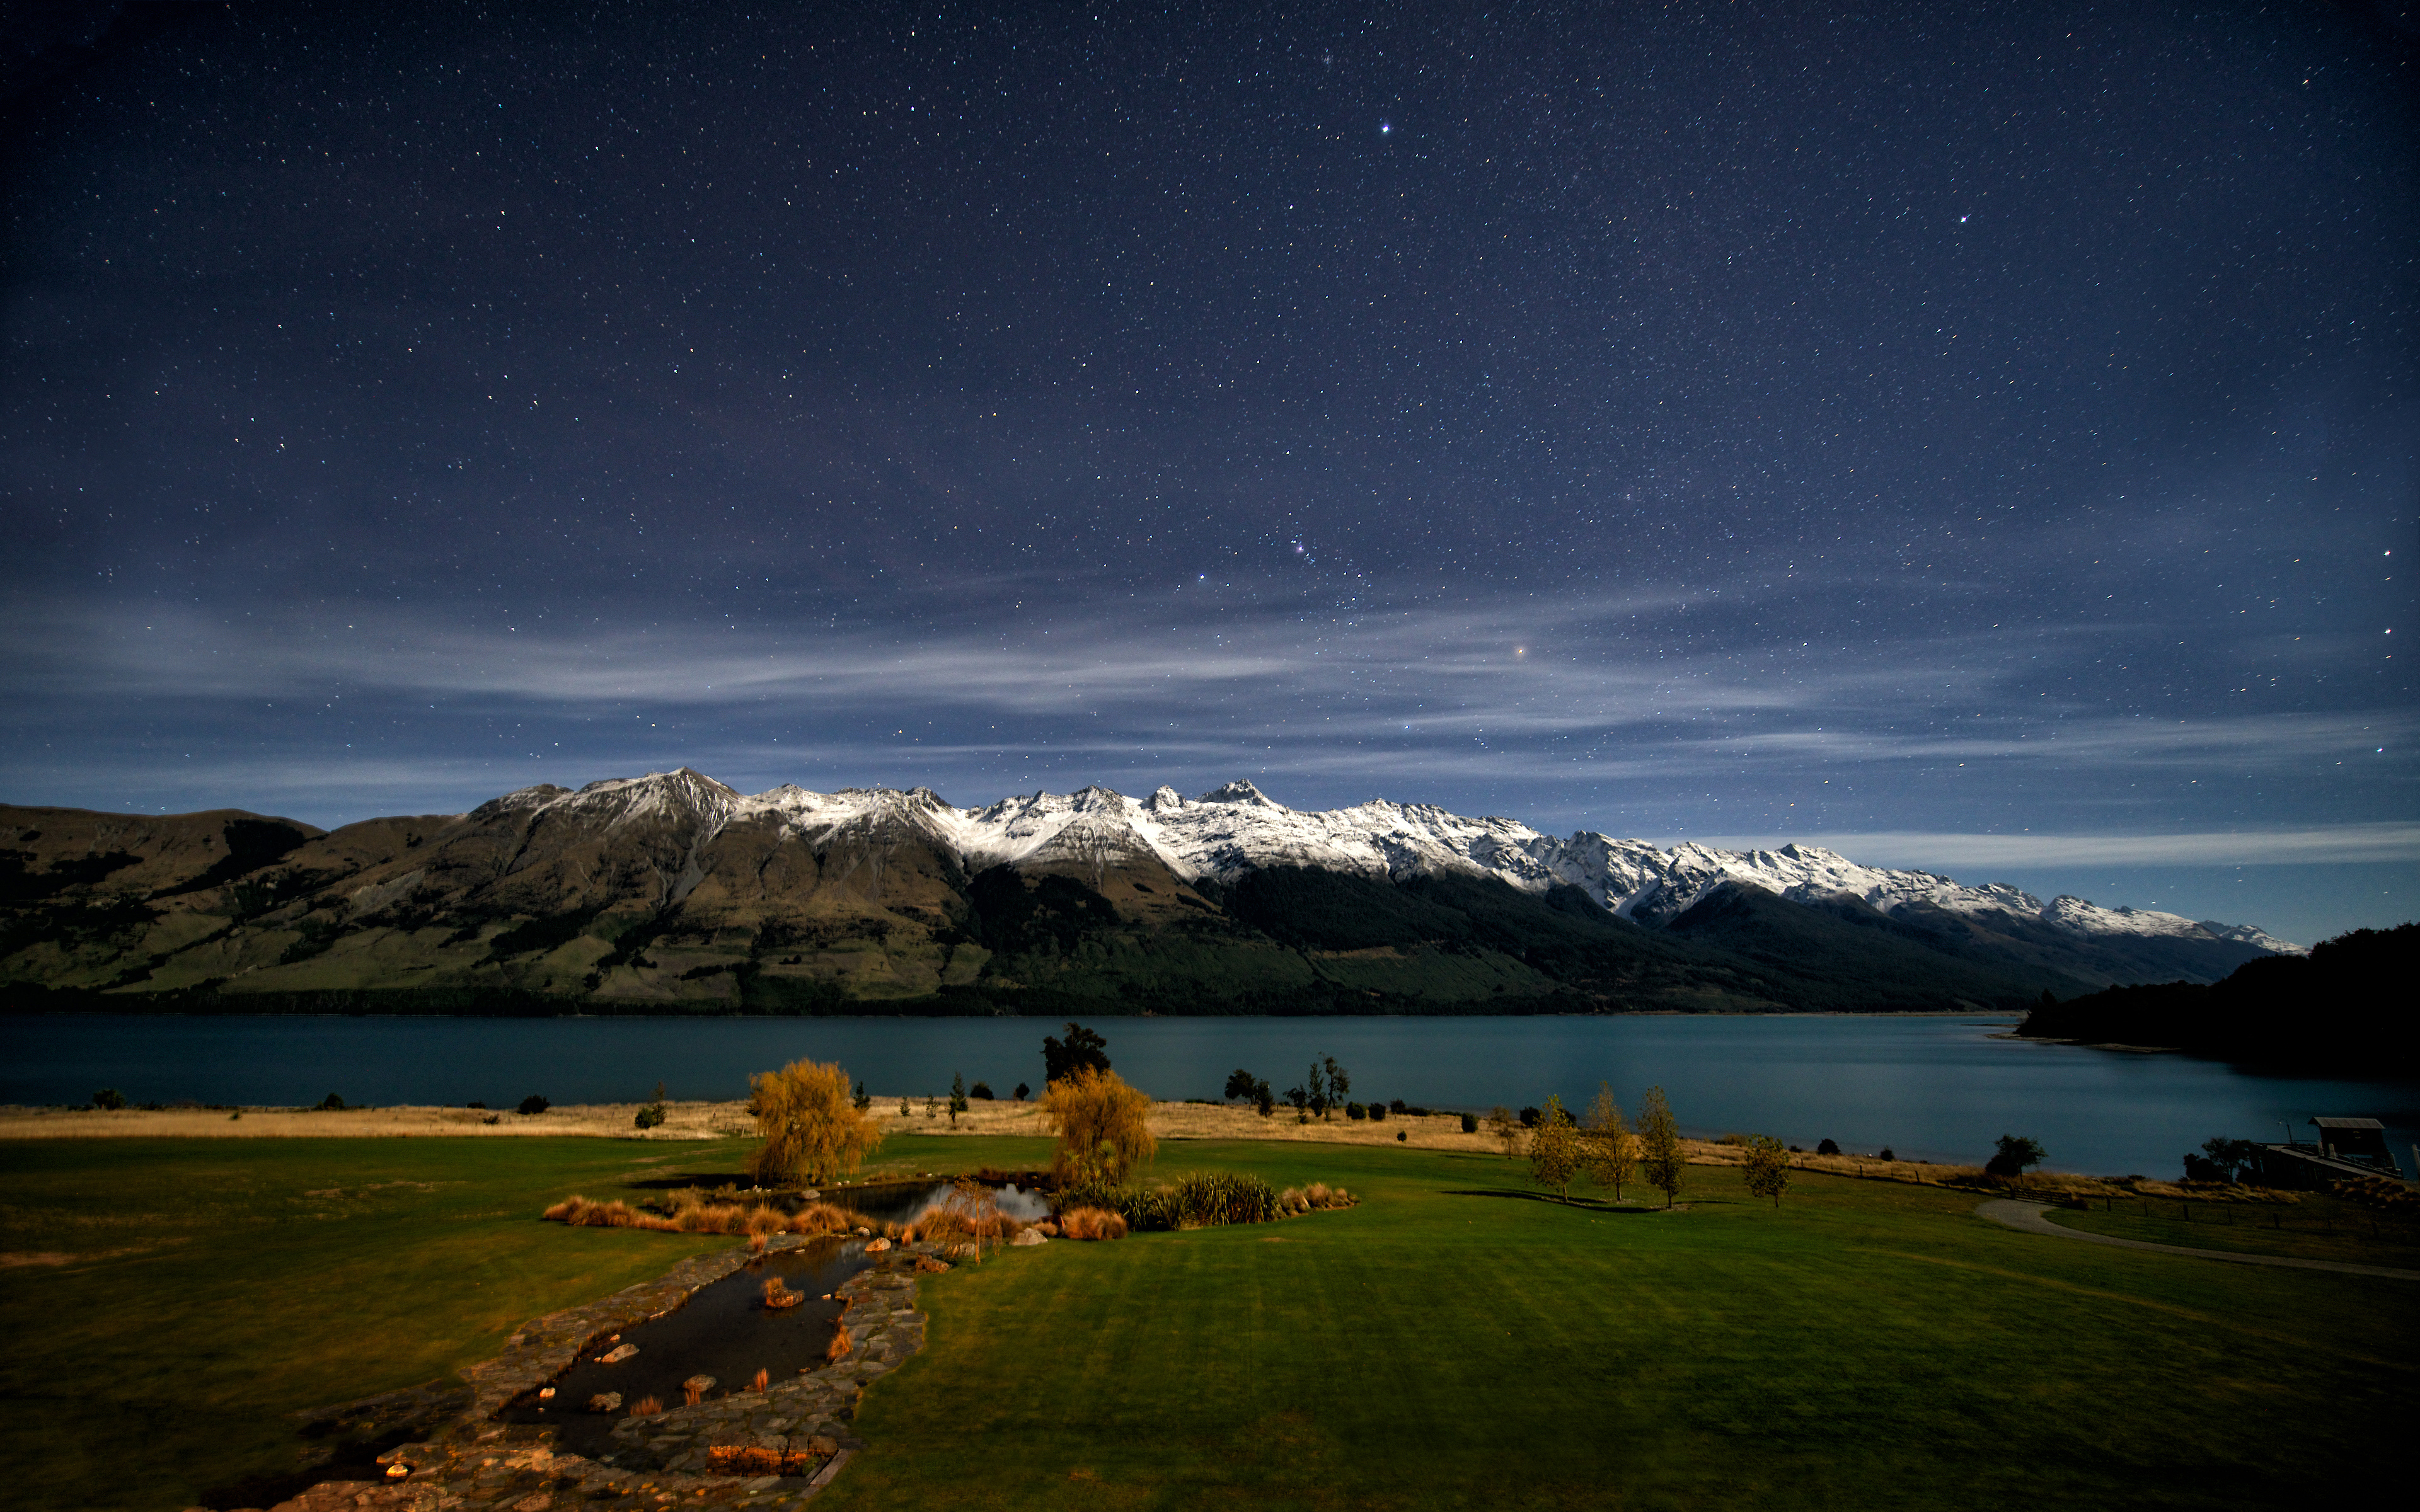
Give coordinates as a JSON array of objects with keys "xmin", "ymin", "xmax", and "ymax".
[{"xmin": 482, "ymin": 769, "xmax": 2303, "ymax": 953}]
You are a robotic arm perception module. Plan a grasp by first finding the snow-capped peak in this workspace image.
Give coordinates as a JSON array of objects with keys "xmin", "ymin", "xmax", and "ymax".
[{"xmin": 494, "ymin": 769, "xmax": 2302, "ymax": 953}]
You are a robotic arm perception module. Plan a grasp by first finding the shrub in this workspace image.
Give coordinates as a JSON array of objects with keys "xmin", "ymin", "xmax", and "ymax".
[
  {"xmin": 1519, "ymin": 1106, "xmax": 1541, "ymax": 1128},
  {"xmin": 1367, "ymin": 1102, "xmax": 1386, "ymax": 1121},
  {"xmin": 746, "ymin": 1060, "xmax": 884, "ymax": 1184},
  {"xmin": 1461, "ymin": 1111, "xmax": 1479, "ymax": 1133},
  {"xmin": 321, "ymin": 1093, "xmax": 349, "ymax": 1111},
  {"xmin": 1877, "ymin": 1146, "xmax": 1896, "ymax": 1162},
  {"xmin": 517, "ymin": 1094, "xmax": 549, "ymax": 1116},
  {"xmin": 969, "ymin": 1081, "xmax": 994, "ymax": 1101},
  {"xmin": 1985, "ymin": 1134, "xmax": 2046, "ymax": 1177},
  {"xmin": 634, "ymin": 1102, "xmax": 667, "ymax": 1130},
  {"xmin": 1345, "ymin": 1101, "xmax": 1367, "ymax": 1120},
  {"xmin": 1054, "ymin": 1171, "xmax": 1282, "ymax": 1230},
  {"xmin": 466, "ymin": 1101, "xmax": 486, "ymax": 1109},
  {"xmin": 92, "ymin": 1089, "xmax": 125, "ymax": 1110},
  {"xmin": 1396, "ymin": 1130, "xmax": 1407, "ymax": 1142},
  {"xmin": 1057, "ymin": 1206, "xmax": 1129, "ymax": 1240},
  {"xmin": 1013, "ymin": 1082, "xmax": 1030, "ymax": 1101},
  {"xmin": 1816, "ymin": 1137, "xmax": 1841, "ymax": 1156}
]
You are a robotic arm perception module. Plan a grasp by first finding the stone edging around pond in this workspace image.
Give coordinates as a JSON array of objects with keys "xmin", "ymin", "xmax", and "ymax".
[{"xmin": 207, "ymin": 1232, "xmax": 971, "ymax": 1512}]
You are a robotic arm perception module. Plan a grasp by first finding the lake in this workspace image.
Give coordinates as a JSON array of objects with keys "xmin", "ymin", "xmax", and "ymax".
[{"xmin": 4, "ymin": 1013, "xmax": 2413, "ymax": 1181}]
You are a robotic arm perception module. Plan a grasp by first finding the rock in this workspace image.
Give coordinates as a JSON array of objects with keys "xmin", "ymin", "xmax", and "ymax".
[
  {"xmin": 587, "ymin": 1392, "xmax": 623, "ymax": 1412},
  {"xmin": 800, "ymin": 1189, "xmax": 821, "ymax": 1200},
  {"xmin": 594, "ymin": 1343, "xmax": 638, "ymax": 1363},
  {"xmin": 1011, "ymin": 1227, "xmax": 1047, "ymax": 1246},
  {"xmin": 682, "ymin": 1374, "xmax": 717, "ymax": 1395},
  {"xmin": 863, "ymin": 1237, "xmax": 891, "ymax": 1252}
]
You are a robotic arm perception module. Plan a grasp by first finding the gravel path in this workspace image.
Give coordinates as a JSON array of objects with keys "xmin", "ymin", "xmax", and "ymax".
[{"xmin": 1975, "ymin": 1198, "xmax": 2420, "ymax": 1281}]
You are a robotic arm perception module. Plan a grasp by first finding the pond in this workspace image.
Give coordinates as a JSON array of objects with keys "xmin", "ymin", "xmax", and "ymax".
[
  {"xmin": 497, "ymin": 1238, "xmax": 867, "ymax": 1461},
  {"xmin": 4, "ymin": 1013, "xmax": 2414, "ymax": 1179}
]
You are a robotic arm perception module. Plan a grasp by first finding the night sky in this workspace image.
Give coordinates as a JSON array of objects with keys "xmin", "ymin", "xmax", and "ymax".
[{"xmin": 3, "ymin": 1, "xmax": 2413, "ymax": 946}]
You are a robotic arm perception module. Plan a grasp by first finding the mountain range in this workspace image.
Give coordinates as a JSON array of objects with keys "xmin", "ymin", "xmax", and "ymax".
[{"xmin": 0, "ymin": 770, "xmax": 2297, "ymax": 1016}]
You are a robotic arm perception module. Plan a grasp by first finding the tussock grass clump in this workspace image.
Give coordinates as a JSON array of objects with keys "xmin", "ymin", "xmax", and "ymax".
[
  {"xmin": 706, "ymin": 1445, "xmax": 822, "ymax": 1477},
  {"xmin": 1057, "ymin": 1206, "xmax": 1129, "ymax": 1240},
  {"xmin": 541, "ymin": 1191, "xmax": 876, "ymax": 1237},
  {"xmin": 1278, "ymin": 1181, "xmax": 1358, "ymax": 1214},
  {"xmin": 762, "ymin": 1277, "xmax": 802, "ymax": 1309},
  {"xmin": 629, "ymin": 1396, "xmax": 662, "ymax": 1418},
  {"xmin": 909, "ymin": 1178, "xmax": 1023, "ymax": 1253}
]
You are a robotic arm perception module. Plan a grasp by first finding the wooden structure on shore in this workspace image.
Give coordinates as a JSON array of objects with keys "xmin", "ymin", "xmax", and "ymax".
[{"xmin": 2249, "ymin": 1116, "xmax": 2406, "ymax": 1189}]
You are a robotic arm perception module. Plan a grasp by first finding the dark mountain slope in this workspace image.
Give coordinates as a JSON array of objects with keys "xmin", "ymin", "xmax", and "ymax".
[
  {"xmin": 1664, "ymin": 883, "xmax": 2070, "ymax": 1012},
  {"xmin": 2019, "ymin": 923, "xmax": 2417, "ymax": 1073}
]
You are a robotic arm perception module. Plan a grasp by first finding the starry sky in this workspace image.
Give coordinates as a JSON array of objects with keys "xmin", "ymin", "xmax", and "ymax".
[{"xmin": 3, "ymin": 1, "xmax": 2413, "ymax": 946}]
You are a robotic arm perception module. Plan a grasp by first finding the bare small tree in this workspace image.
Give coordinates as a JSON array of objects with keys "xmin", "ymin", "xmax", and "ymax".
[
  {"xmin": 1485, "ymin": 1104, "xmax": 1524, "ymax": 1158},
  {"xmin": 1581, "ymin": 1082, "xmax": 1635, "ymax": 1202},
  {"xmin": 1741, "ymin": 1135, "xmax": 1792, "ymax": 1209},
  {"xmin": 1527, "ymin": 1094, "xmax": 1584, "ymax": 1203},
  {"xmin": 1638, "ymin": 1085, "xmax": 1686, "ymax": 1209}
]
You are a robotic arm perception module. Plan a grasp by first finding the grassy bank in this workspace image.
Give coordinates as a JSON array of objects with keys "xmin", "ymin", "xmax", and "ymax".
[
  {"xmin": 3, "ymin": 1131, "xmax": 2409, "ymax": 1509},
  {"xmin": 2046, "ymin": 1188, "xmax": 2420, "ymax": 1271}
]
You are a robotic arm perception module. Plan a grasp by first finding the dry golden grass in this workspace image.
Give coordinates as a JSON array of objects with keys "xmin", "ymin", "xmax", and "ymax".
[
  {"xmin": 0, "ymin": 1100, "xmax": 759, "ymax": 1140},
  {"xmin": 541, "ymin": 1193, "xmax": 877, "ymax": 1235},
  {"xmin": 1057, "ymin": 1206, "xmax": 1128, "ymax": 1240}
]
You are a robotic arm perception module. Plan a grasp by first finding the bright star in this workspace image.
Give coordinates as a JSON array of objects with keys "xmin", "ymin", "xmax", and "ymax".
[{"xmin": 1379, "ymin": 121, "xmax": 1392, "ymax": 134}]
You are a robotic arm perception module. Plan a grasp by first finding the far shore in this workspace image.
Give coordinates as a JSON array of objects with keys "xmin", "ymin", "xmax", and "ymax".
[{"xmin": 0, "ymin": 1097, "xmax": 2012, "ymax": 1187}]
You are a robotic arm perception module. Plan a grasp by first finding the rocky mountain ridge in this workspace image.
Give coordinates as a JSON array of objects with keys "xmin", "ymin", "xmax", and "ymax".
[{"xmin": 0, "ymin": 769, "xmax": 2294, "ymax": 1016}]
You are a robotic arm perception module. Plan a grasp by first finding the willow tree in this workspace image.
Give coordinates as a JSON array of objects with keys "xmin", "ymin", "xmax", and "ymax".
[
  {"xmin": 1581, "ymin": 1082, "xmax": 1635, "ymax": 1202},
  {"xmin": 1042, "ymin": 1065, "xmax": 1156, "ymax": 1185},
  {"xmin": 1638, "ymin": 1085, "xmax": 1686, "ymax": 1209},
  {"xmin": 746, "ymin": 1059, "xmax": 884, "ymax": 1186}
]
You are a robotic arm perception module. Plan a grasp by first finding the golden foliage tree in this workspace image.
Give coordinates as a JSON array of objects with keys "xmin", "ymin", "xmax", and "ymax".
[
  {"xmin": 1638, "ymin": 1084, "xmax": 1686, "ymax": 1209},
  {"xmin": 1581, "ymin": 1082, "xmax": 1635, "ymax": 1202},
  {"xmin": 1526, "ymin": 1094, "xmax": 1584, "ymax": 1203},
  {"xmin": 746, "ymin": 1060, "xmax": 884, "ymax": 1186},
  {"xmin": 1041, "ymin": 1065, "xmax": 1156, "ymax": 1185},
  {"xmin": 1741, "ymin": 1135, "xmax": 1792, "ymax": 1208}
]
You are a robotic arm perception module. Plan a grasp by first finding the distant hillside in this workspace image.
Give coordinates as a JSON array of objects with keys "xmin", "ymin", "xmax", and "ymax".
[
  {"xmin": 0, "ymin": 771, "xmax": 2296, "ymax": 1016},
  {"xmin": 2017, "ymin": 924, "xmax": 2418, "ymax": 1074}
]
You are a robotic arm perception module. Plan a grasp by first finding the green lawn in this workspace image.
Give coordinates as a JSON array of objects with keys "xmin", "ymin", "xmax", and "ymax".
[{"xmin": 3, "ymin": 1132, "xmax": 2410, "ymax": 1510}]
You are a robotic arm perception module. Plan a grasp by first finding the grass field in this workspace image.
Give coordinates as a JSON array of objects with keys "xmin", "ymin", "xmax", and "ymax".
[
  {"xmin": 1, "ymin": 1131, "xmax": 2409, "ymax": 1510},
  {"xmin": 2046, "ymin": 1188, "xmax": 2420, "ymax": 1270}
]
